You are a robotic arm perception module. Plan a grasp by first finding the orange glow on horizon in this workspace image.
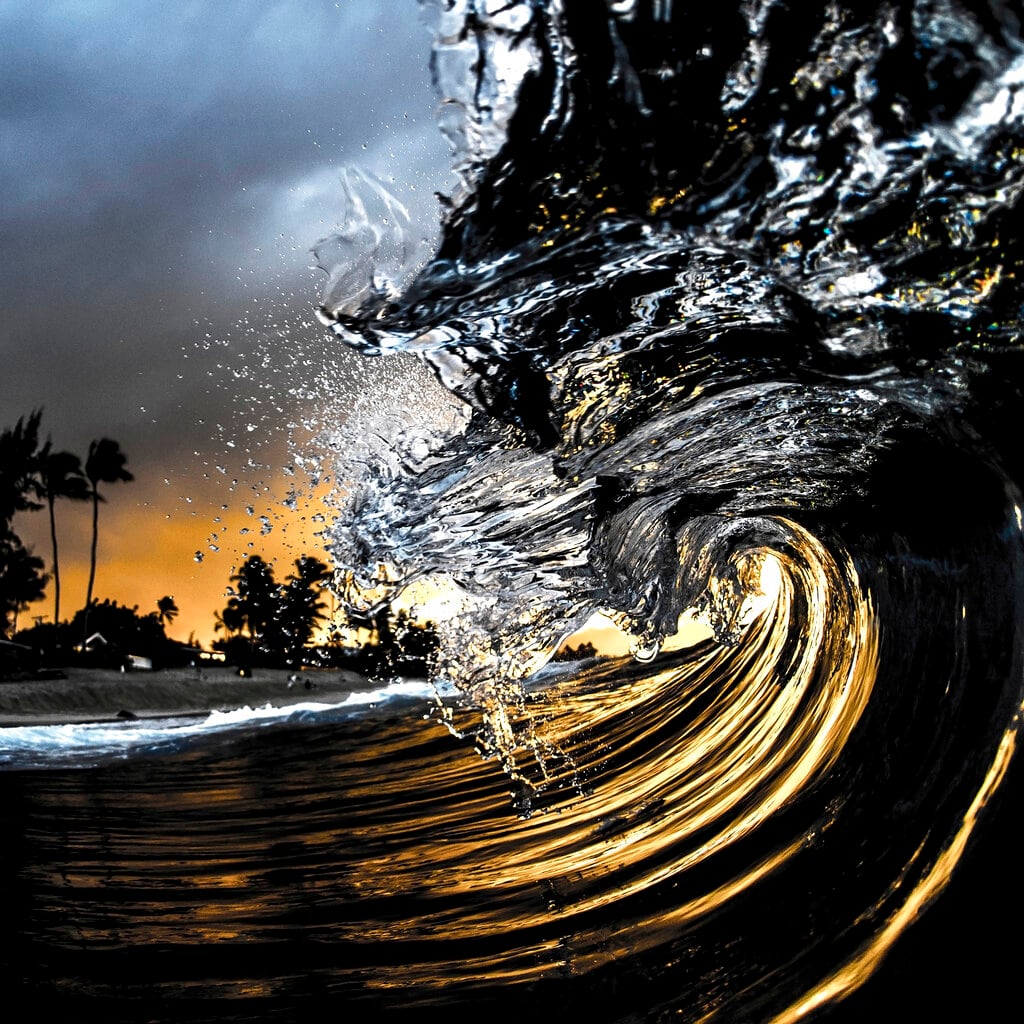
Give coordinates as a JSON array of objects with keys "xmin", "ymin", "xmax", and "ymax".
[{"xmin": 13, "ymin": 464, "xmax": 341, "ymax": 649}]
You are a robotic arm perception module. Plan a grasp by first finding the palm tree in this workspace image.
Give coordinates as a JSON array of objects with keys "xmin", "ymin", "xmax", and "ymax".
[
  {"xmin": 0, "ymin": 409, "xmax": 44, "ymax": 526},
  {"xmin": 214, "ymin": 599, "xmax": 245, "ymax": 639},
  {"xmin": 84, "ymin": 438, "xmax": 133, "ymax": 636},
  {"xmin": 37, "ymin": 444, "xmax": 89, "ymax": 631},
  {"xmin": 279, "ymin": 556, "xmax": 333, "ymax": 665},
  {"xmin": 230, "ymin": 555, "xmax": 280, "ymax": 647},
  {"xmin": 156, "ymin": 595, "xmax": 179, "ymax": 629}
]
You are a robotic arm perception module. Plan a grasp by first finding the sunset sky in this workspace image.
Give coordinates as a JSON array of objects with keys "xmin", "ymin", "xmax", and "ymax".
[{"xmin": 2, "ymin": 2, "xmax": 454, "ymax": 646}]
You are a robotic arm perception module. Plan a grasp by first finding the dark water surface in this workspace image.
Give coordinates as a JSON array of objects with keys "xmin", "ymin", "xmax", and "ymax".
[
  {"xmin": 2, "ymin": 666, "xmax": 1022, "ymax": 1022},
  {"xmin": 5, "ymin": 1, "xmax": 1024, "ymax": 1021}
]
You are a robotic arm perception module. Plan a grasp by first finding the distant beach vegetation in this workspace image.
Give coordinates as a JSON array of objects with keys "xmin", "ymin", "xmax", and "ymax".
[{"xmin": 1, "ymin": 410, "xmax": 440, "ymax": 680}]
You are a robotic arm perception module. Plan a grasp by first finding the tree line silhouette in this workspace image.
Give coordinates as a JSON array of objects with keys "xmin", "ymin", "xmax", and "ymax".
[
  {"xmin": 212, "ymin": 553, "xmax": 439, "ymax": 677},
  {"xmin": 214, "ymin": 553, "xmax": 334, "ymax": 668},
  {"xmin": 2, "ymin": 410, "xmax": 439, "ymax": 677}
]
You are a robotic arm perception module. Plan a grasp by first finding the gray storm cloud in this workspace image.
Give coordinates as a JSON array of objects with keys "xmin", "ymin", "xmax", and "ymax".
[{"xmin": 1, "ymin": 0, "xmax": 451, "ymax": 457}]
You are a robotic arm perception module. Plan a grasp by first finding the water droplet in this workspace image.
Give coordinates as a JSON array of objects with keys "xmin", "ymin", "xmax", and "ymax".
[{"xmin": 632, "ymin": 639, "xmax": 661, "ymax": 663}]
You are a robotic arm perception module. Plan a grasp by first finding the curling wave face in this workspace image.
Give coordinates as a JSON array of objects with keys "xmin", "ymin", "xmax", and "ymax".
[{"xmin": 310, "ymin": 0, "xmax": 1024, "ymax": 1018}]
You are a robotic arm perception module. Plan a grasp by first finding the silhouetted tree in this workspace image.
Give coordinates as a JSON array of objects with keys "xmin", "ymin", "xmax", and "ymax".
[
  {"xmin": 278, "ymin": 556, "xmax": 333, "ymax": 666},
  {"xmin": 156, "ymin": 595, "xmax": 179, "ymax": 629},
  {"xmin": 13, "ymin": 618, "xmax": 76, "ymax": 654},
  {"xmin": 228, "ymin": 555, "xmax": 282, "ymax": 663},
  {"xmin": 348, "ymin": 604, "xmax": 440, "ymax": 679},
  {"xmin": 0, "ymin": 412, "xmax": 47, "ymax": 635},
  {"xmin": 212, "ymin": 595, "xmax": 251, "ymax": 666},
  {"xmin": 37, "ymin": 443, "xmax": 89, "ymax": 630},
  {"xmin": 361, "ymin": 604, "xmax": 397, "ymax": 676},
  {"xmin": 214, "ymin": 597, "xmax": 245, "ymax": 638},
  {"xmin": 392, "ymin": 610, "xmax": 440, "ymax": 677},
  {"xmin": 0, "ymin": 533, "xmax": 48, "ymax": 637},
  {"xmin": 84, "ymin": 438, "xmax": 133, "ymax": 636},
  {"xmin": 212, "ymin": 555, "xmax": 343, "ymax": 668},
  {"xmin": 71, "ymin": 599, "xmax": 171, "ymax": 665},
  {"xmin": 0, "ymin": 410, "xmax": 44, "ymax": 525},
  {"xmin": 553, "ymin": 639, "xmax": 598, "ymax": 662}
]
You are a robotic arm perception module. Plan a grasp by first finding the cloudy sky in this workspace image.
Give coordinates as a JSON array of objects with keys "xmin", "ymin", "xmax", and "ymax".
[{"xmin": 2, "ymin": 0, "xmax": 454, "ymax": 643}]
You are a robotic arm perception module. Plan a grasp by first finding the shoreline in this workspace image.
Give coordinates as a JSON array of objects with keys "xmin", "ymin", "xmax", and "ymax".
[{"xmin": 0, "ymin": 665, "xmax": 392, "ymax": 728}]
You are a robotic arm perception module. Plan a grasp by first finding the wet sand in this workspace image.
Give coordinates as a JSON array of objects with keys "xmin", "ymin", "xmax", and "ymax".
[{"xmin": 0, "ymin": 665, "xmax": 384, "ymax": 727}]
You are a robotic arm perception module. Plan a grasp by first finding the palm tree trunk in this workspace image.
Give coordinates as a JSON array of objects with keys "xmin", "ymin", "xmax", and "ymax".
[
  {"xmin": 48, "ymin": 493, "xmax": 61, "ymax": 630},
  {"xmin": 85, "ymin": 489, "xmax": 99, "ymax": 641}
]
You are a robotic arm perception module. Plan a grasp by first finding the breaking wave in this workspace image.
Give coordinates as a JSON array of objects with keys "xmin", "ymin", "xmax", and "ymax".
[
  {"xmin": 4, "ymin": 3, "xmax": 1024, "ymax": 1022},
  {"xmin": 313, "ymin": 0, "xmax": 1024, "ymax": 1017}
]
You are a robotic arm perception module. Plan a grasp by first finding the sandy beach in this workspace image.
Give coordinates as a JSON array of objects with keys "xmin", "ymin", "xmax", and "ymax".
[{"xmin": 0, "ymin": 665, "xmax": 385, "ymax": 727}]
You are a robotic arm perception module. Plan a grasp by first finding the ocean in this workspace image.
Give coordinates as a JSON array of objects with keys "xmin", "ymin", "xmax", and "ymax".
[{"xmin": 4, "ymin": 2, "xmax": 1024, "ymax": 1020}]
